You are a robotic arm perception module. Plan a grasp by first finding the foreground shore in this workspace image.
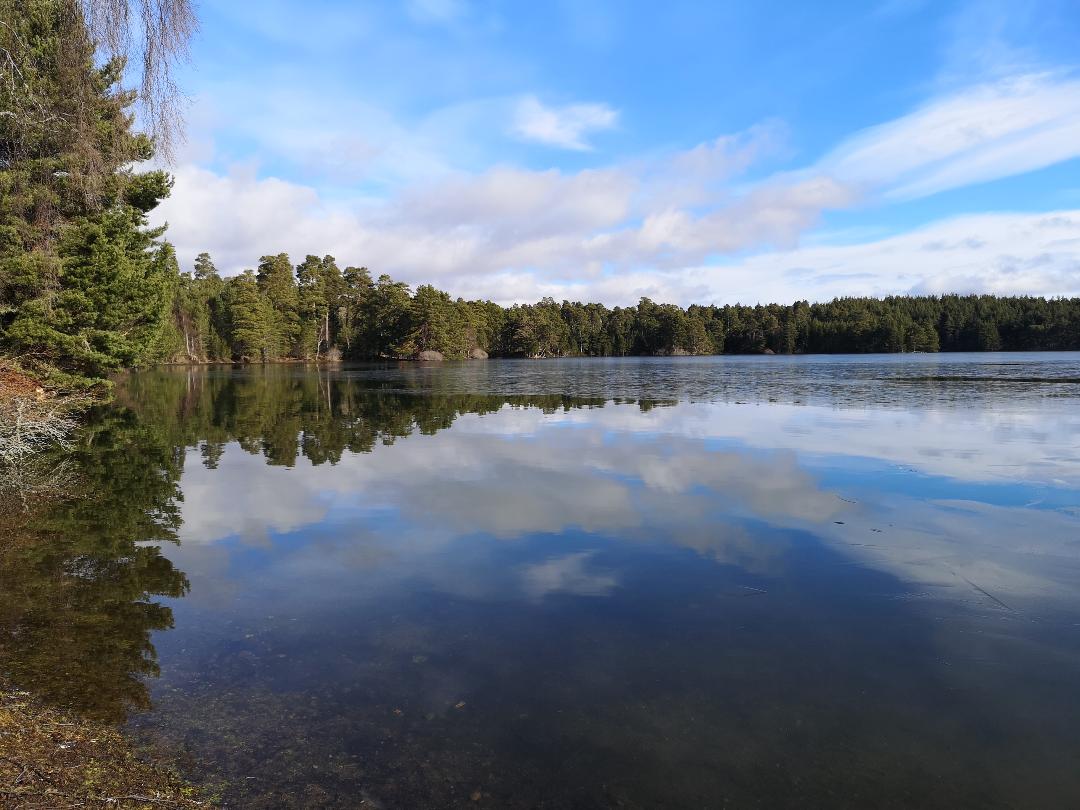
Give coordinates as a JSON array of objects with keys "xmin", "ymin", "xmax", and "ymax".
[
  {"xmin": 0, "ymin": 686, "xmax": 213, "ymax": 809},
  {"xmin": 1, "ymin": 365, "xmax": 213, "ymax": 809}
]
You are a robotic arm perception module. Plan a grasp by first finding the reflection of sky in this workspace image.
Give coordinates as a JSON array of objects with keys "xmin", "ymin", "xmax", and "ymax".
[
  {"xmin": 170, "ymin": 398, "xmax": 1080, "ymax": 614},
  {"xmin": 139, "ymin": 379, "xmax": 1080, "ymax": 808}
]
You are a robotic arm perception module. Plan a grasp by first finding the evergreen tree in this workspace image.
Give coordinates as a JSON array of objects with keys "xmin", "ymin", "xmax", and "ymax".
[
  {"xmin": 0, "ymin": 0, "xmax": 177, "ymax": 385},
  {"xmin": 296, "ymin": 254, "xmax": 345, "ymax": 360},
  {"xmin": 339, "ymin": 265, "xmax": 374, "ymax": 357},
  {"xmin": 227, "ymin": 270, "xmax": 273, "ymax": 362},
  {"xmin": 295, "ymin": 254, "xmax": 324, "ymax": 360},
  {"xmin": 256, "ymin": 253, "xmax": 300, "ymax": 359},
  {"xmin": 408, "ymin": 285, "xmax": 466, "ymax": 358},
  {"xmin": 197, "ymin": 254, "xmax": 230, "ymax": 360},
  {"xmin": 193, "ymin": 252, "xmax": 217, "ymax": 281},
  {"xmin": 358, "ymin": 275, "xmax": 413, "ymax": 359}
]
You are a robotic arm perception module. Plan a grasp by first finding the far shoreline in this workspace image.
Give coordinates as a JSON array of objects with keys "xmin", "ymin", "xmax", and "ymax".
[{"xmin": 146, "ymin": 346, "xmax": 1080, "ymax": 369}]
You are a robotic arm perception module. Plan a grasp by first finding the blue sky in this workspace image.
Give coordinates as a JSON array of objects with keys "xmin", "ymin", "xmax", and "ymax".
[{"xmin": 152, "ymin": 0, "xmax": 1080, "ymax": 305}]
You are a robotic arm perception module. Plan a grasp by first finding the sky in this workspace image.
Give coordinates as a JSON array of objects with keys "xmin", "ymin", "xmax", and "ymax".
[{"xmin": 151, "ymin": 0, "xmax": 1080, "ymax": 306}]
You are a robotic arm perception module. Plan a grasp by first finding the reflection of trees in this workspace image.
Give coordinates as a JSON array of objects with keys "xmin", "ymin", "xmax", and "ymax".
[
  {"xmin": 0, "ymin": 366, "xmax": 661, "ymax": 723},
  {"xmin": 119, "ymin": 366, "xmax": 657, "ymax": 470},
  {"xmin": 0, "ymin": 409, "xmax": 189, "ymax": 723}
]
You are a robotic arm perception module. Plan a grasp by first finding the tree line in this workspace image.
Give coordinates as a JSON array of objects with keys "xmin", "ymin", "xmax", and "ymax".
[{"xmin": 164, "ymin": 253, "xmax": 1080, "ymax": 365}]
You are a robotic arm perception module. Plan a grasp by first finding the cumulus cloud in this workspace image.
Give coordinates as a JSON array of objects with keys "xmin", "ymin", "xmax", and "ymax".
[
  {"xmin": 152, "ymin": 70, "xmax": 1080, "ymax": 305},
  {"xmin": 512, "ymin": 95, "xmax": 618, "ymax": 150},
  {"xmin": 155, "ymin": 122, "xmax": 847, "ymax": 295},
  {"xmin": 155, "ymin": 157, "xmax": 1080, "ymax": 305}
]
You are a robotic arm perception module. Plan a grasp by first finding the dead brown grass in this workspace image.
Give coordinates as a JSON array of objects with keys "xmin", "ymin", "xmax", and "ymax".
[
  {"xmin": 0, "ymin": 687, "xmax": 214, "ymax": 809},
  {"xmin": 0, "ymin": 362, "xmax": 44, "ymax": 403}
]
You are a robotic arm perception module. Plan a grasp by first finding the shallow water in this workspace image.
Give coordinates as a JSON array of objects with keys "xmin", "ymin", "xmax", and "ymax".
[{"xmin": 5, "ymin": 354, "xmax": 1080, "ymax": 808}]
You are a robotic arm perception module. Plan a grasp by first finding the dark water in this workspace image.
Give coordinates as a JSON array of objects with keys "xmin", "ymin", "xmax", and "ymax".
[{"xmin": 4, "ymin": 354, "xmax": 1080, "ymax": 808}]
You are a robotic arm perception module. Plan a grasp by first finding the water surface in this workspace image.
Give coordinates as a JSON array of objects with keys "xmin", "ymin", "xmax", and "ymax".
[{"xmin": 4, "ymin": 354, "xmax": 1080, "ymax": 808}]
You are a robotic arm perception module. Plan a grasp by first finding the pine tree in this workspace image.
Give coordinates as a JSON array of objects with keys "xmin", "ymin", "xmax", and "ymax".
[
  {"xmin": 0, "ymin": 0, "xmax": 178, "ymax": 385},
  {"xmin": 255, "ymin": 253, "xmax": 300, "ymax": 359},
  {"xmin": 409, "ymin": 285, "xmax": 466, "ymax": 358},
  {"xmin": 359, "ymin": 275, "xmax": 413, "ymax": 359},
  {"xmin": 295, "ymin": 255, "xmax": 323, "ymax": 360},
  {"xmin": 340, "ymin": 266, "xmax": 374, "ymax": 356},
  {"xmin": 318, "ymin": 255, "xmax": 345, "ymax": 356},
  {"xmin": 194, "ymin": 254, "xmax": 230, "ymax": 360},
  {"xmin": 227, "ymin": 271, "xmax": 273, "ymax": 362}
]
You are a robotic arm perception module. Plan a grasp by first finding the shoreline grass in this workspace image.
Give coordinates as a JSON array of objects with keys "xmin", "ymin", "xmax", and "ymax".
[{"xmin": 0, "ymin": 685, "xmax": 214, "ymax": 809}]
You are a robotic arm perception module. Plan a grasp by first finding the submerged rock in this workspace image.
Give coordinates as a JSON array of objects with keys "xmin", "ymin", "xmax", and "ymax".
[
  {"xmin": 468, "ymin": 348, "xmax": 489, "ymax": 360},
  {"xmin": 416, "ymin": 350, "xmax": 445, "ymax": 362}
]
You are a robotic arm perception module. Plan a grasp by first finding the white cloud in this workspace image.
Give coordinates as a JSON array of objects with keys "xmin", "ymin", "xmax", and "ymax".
[
  {"xmin": 686, "ymin": 208, "xmax": 1080, "ymax": 304},
  {"xmin": 160, "ymin": 154, "xmax": 1080, "ymax": 308},
  {"xmin": 153, "ymin": 69, "xmax": 1080, "ymax": 304},
  {"xmin": 823, "ymin": 72, "xmax": 1080, "ymax": 200},
  {"xmin": 512, "ymin": 95, "xmax": 618, "ymax": 150},
  {"xmin": 155, "ymin": 120, "xmax": 846, "ymax": 294},
  {"xmin": 156, "ymin": 160, "xmax": 1080, "ymax": 304}
]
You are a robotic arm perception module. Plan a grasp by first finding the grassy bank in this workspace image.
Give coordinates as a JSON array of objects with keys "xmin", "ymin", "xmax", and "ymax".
[{"xmin": 0, "ymin": 686, "xmax": 213, "ymax": 809}]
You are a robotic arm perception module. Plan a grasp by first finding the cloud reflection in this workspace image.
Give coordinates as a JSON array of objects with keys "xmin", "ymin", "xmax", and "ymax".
[
  {"xmin": 521, "ymin": 552, "xmax": 618, "ymax": 599},
  {"xmin": 172, "ymin": 398, "xmax": 1080, "ymax": 610}
]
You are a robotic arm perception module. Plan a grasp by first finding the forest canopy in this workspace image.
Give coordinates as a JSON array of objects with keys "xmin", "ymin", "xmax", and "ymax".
[{"xmin": 162, "ymin": 259, "xmax": 1080, "ymax": 365}]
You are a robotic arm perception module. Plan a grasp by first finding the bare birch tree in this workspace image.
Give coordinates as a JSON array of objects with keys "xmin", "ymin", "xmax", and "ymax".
[{"xmin": 78, "ymin": 0, "xmax": 198, "ymax": 157}]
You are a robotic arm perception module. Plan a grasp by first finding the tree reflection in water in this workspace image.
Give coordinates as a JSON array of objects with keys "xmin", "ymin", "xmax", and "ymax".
[{"xmin": 0, "ymin": 366, "xmax": 634, "ymax": 723}]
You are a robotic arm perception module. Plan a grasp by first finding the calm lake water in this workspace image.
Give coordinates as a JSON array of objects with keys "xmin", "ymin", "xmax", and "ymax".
[{"xmin": 6, "ymin": 354, "xmax": 1080, "ymax": 808}]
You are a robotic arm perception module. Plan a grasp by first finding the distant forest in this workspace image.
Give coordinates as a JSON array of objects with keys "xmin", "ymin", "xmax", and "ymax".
[{"xmin": 161, "ymin": 251, "xmax": 1080, "ymax": 365}]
